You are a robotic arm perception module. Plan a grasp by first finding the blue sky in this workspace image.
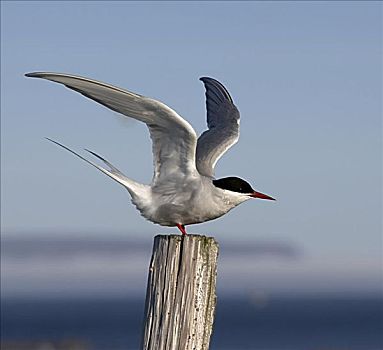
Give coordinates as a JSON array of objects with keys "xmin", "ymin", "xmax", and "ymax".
[{"xmin": 1, "ymin": 2, "xmax": 382, "ymax": 276}]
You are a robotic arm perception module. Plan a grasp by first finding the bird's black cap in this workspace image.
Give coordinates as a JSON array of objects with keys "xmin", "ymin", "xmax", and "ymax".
[{"xmin": 213, "ymin": 177, "xmax": 254, "ymax": 194}]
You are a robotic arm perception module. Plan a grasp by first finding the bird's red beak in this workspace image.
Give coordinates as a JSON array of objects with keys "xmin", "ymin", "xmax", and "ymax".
[{"xmin": 250, "ymin": 191, "xmax": 275, "ymax": 200}]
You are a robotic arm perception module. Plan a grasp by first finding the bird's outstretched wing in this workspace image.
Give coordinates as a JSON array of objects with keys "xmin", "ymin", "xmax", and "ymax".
[
  {"xmin": 196, "ymin": 77, "xmax": 240, "ymax": 177},
  {"xmin": 26, "ymin": 72, "xmax": 198, "ymax": 185}
]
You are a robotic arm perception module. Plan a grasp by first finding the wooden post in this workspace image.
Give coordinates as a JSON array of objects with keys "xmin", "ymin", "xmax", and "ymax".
[{"xmin": 141, "ymin": 234, "xmax": 219, "ymax": 350}]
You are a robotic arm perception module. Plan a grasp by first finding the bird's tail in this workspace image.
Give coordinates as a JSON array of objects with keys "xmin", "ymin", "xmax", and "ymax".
[{"xmin": 45, "ymin": 138, "xmax": 146, "ymax": 196}]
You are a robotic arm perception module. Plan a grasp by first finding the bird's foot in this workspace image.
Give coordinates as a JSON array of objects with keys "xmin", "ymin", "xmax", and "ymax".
[{"xmin": 176, "ymin": 224, "xmax": 187, "ymax": 235}]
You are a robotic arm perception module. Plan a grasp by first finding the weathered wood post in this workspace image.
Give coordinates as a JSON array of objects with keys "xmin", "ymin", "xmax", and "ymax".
[{"xmin": 141, "ymin": 234, "xmax": 219, "ymax": 350}]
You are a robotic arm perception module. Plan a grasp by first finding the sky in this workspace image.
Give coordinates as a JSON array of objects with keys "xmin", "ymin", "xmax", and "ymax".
[
  {"xmin": 2, "ymin": 236, "xmax": 381, "ymax": 298},
  {"xmin": 1, "ymin": 1, "xmax": 382, "ymax": 295}
]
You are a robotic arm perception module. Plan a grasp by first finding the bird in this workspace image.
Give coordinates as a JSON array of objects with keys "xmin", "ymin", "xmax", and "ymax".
[{"xmin": 25, "ymin": 72, "xmax": 275, "ymax": 235}]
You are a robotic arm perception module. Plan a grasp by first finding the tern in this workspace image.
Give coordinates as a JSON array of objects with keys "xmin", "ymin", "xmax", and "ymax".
[{"xmin": 26, "ymin": 72, "xmax": 275, "ymax": 235}]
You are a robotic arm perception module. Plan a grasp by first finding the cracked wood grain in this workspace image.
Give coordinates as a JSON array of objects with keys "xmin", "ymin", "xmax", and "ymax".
[{"xmin": 141, "ymin": 234, "xmax": 219, "ymax": 350}]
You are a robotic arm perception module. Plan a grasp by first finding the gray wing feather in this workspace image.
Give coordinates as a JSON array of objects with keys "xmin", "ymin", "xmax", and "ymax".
[
  {"xmin": 26, "ymin": 72, "xmax": 198, "ymax": 185},
  {"xmin": 196, "ymin": 77, "xmax": 240, "ymax": 177}
]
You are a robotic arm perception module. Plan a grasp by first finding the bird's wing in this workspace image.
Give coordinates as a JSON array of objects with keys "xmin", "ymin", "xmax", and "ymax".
[
  {"xmin": 196, "ymin": 77, "xmax": 240, "ymax": 177},
  {"xmin": 26, "ymin": 72, "xmax": 198, "ymax": 185}
]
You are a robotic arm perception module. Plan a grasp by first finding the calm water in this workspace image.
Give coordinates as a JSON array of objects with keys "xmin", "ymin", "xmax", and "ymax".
[{"xmin": 2, "ymin": 296, "xmax": 382, "ymax": 350}]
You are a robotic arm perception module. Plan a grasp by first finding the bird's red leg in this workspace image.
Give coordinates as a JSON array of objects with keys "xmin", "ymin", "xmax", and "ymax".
[{"xmin": 176, "ymin": 224, "xmax": 187, "ymax": 235}]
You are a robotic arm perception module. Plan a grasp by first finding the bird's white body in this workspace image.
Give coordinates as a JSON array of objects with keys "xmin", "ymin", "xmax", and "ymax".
[
  {"xmin": 129, "ymin": 176, "xmax": 249, "ymax": 227},
  {"xmin": 26, "ymin": 72, "xmax": 273, "ymax": 233}
]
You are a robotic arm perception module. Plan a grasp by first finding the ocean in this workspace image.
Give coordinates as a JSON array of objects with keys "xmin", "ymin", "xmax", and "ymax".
[
  {"xmin": 2, "ymin": 235, "xmax": 382, "ymax": 349},
  {"xmin": 2, "ymin": 296, "xmax": 382, "ymax": 350}
]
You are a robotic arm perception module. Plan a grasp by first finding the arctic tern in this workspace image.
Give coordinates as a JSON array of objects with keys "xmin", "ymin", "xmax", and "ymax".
[{"xmin": 26, "ymin": 72, "xmax": 275, "ymax": 235}]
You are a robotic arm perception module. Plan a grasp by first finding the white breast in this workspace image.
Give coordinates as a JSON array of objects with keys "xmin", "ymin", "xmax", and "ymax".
[{"xmin": 133, "ymin": 176, "xmax": 250, "ymax": 227}]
